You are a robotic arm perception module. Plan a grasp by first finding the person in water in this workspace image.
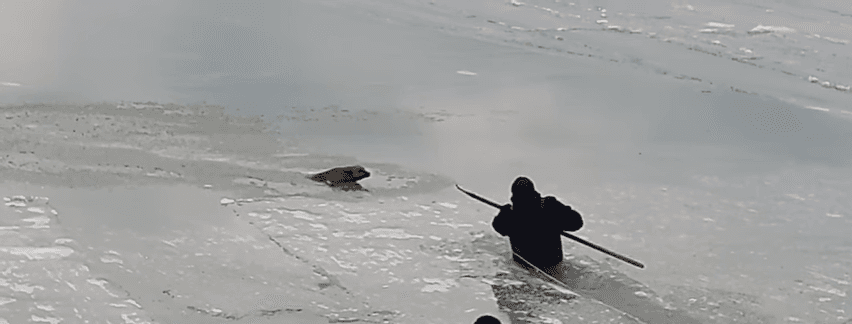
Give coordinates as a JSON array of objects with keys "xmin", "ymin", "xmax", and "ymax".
[
  {"xmin": 492, "ymin": 176, "xmax": 584, "ymax": 271},
  {"xmin": 474, "ymin": 315, "xmax": 501, "ymax": 324}
]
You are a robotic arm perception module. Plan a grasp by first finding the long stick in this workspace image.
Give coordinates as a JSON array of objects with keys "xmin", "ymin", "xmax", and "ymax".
[{"xmin": 456, "ymin": 184, "xmax": 645, "ymax": 269}]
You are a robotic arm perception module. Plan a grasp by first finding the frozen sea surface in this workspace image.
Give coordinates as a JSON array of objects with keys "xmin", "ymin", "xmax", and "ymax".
[{"xmin": 1, "ymin": 0, "xmax": 852, "ymax": 323}]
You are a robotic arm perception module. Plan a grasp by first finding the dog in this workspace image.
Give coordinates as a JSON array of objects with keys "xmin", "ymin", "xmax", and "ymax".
[{"xmin": 308, "ymin": 165, "xmax": 370, "ymax": 191}]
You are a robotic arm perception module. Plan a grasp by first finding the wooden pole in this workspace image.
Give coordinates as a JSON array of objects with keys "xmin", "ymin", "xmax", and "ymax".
[{"xmin": 456, "ymin": 184, "xmax": 645, "ymax": 269}]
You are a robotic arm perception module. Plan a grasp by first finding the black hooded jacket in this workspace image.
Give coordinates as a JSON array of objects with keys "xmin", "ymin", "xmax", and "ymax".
[{"xmin": 491, "ymin": 179, "xmax": 583, "ymax": 269}]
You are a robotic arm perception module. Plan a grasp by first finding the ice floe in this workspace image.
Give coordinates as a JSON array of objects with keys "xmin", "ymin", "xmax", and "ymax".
[
  {"xmin": 706, "ymin": 22, "xmax": 735, "ymax": 28},
  {"xmin": 100, "ymin": 255, "xmax": 124, "ymax": 264},
  {"xmin": 456, "ymin": 70, "xmax": 478, "ymax": 76},
  {"xmin": 26, "ymin": 207, "xmax": 45, "ymax": 214},
  {"xmin": 430, "ymin": 221, "xmax": 473, "ymax": 229},
  {"xmin": 290, "ymin": 210, "xmax": 320, "ymax": 221},
  {"xmin": 748, "ymin": 25, "xmax": 795, "ymax": 34},
  {"xmin": 814, "ymin": 34, "xmax": 850, "ymax": 44},
  {"xmin": 437, "ymin": 202, "xmax": 457, "ymax": 209},
  {"xmin": 808, "ymin": 285, "xmax": 847, "ymax": 297},
  {"xmin": 538, "ymin": 316, "xmax": 563, "ymax": 324},
  {"xmin": 339, "ymin": 212, "xmax": 370, "ymax": 224},
  {"xmin": 399, "ymin": 211, "xmax": 422, "ymax": 217},
  {"xmin": 4, "ymin": 201, "xmax": 25, "ymax": 208},
  {"xmin": 330, "ymin": 256, "xmax": 358, "ymax": 270},
  {"xmin": 421, "ymin": 278, "xmax": 458, "ymax": 292},
  {"xmin": 30, "ymin": 315, "xmax": 61, "ymax": 324},
  {"xmin": 0, "ymin": 246, "xmax": 74, "ymax": 260},
  {"xmin": 9, "ymin": 282, "xmax": 45, "ymax": 294},
  {"xmin": 367, "ymin": 228, "xmax": 423, "ymax": 239},
  {"xmin": 22, "ymin": 216, "xmax": 51, "ymax": 229}
]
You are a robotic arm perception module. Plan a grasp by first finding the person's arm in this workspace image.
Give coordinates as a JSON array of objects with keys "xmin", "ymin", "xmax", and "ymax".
[
  {"xmin": 491, "ymin": 204, "xmax": 515, "ymax": 236},
  {"xmin": 543, "ymin": 196, "xmax": 583, "ymax": 232}
]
